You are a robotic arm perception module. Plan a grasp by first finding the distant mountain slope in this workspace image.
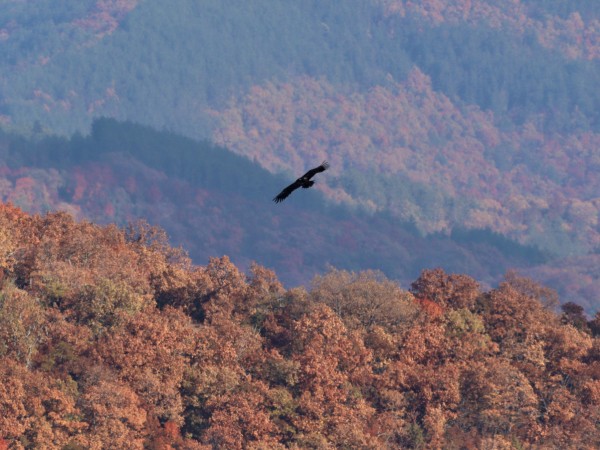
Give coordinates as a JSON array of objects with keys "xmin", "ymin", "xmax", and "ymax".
[
  {"xmin": 380, "ymin": 0, "xmax": 600, "ymax": 60},
  {"xmin": 0, "ymin": 0, "xmax": 139, "ymax": 69},
  {"xmin": 1, "ymin": 0, "xmax": 598, "ymax": 135},
  {"xmin": 0, "ymin": 119, "xmax": 549, "ymax": 292},
  {"xmin": 212, "ymin": 71, "xmax": 600, "ymax": 256}
]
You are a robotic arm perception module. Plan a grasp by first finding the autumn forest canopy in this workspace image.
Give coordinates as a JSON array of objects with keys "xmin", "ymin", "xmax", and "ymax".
[
  {"xmin": 0, "ymin": 203, "xmax": 599, "ymax": 448},
  {"xmin": 1, "ymin": 1, "xmax": 600, "ymax": 446}
]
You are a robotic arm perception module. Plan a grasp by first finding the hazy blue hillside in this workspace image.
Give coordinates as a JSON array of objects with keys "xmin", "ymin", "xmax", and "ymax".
[
  {"xmin": 2, "ymin": 1, "xmax": 599, "ymax": 135},
  {"xmin": 0, "ymin": 119, "xmax": 550, "ymax": 291},
  {"xmin": 2, "ymin": 0, "xmax": 409, "ymax": 135}
]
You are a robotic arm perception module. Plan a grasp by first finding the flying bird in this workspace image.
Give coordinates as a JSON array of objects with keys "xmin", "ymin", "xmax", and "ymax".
[{"xmin": 273, "ymin": 161, "xmax": 329, "ymax": 203}]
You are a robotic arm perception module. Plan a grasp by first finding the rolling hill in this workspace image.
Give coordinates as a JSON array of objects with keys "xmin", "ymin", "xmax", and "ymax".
[{"xmin": 0, "ymin": 202, "xmax": 599, "ymax": 448}]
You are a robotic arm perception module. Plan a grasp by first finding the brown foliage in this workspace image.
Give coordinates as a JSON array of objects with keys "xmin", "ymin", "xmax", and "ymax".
[
  {"xmin": 411, "ymin": 268, "xmax": 481, "ymax": 310},
  {"xmin": 0, "ymin": 203, "xmax": 599, "ymax": 448},
  {"xmin": 311, "ymin": 268, "xmax": 418, "ymax": 331},
  {"xmin": 78, "ymin": 367, "xmax": 148, "ymax": 449},
  {"xmin": 94, "ymin": 307, "xmax": 196, "ymax": 424}
]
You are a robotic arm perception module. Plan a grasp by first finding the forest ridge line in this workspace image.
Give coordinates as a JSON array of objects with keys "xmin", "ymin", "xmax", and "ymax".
[{"xmin": 0, "ymin": 202, "xmax": 599, "ymax": 448}]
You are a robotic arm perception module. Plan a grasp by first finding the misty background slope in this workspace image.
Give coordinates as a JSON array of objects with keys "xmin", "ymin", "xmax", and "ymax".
[{"xmin": 0, "ymin": 0, "xmax": 599, "ymax": 310}]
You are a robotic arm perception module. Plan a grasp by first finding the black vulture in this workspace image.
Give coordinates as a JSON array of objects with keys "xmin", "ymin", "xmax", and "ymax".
[{"xmin": 273, "ymin": 161, "xmax": 329, "ymax": 203}]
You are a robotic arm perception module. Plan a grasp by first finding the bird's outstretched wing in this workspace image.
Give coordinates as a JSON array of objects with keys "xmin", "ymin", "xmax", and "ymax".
[
  {"xmin": 301, "ymin": 161, "xmax": 329, "ymax": 180},
  {"xmin": 273, "ymin": 179, "xmax": 302, "ymax": 203}
]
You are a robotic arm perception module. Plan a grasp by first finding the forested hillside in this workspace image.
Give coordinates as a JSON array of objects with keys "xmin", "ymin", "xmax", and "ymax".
[
  {"xmin": 0, "ymin": 204, "xmax": 599, "ymax": 448},
  {"xmin": 2, "ymin": 1, "xmax": 599, "ymax": 135},
  {"xmin": 0, "ymin": 119, "xmax": 551, "ymax": 302},
  {"xmin": 213, "ymin": 70, "xmax": 599, "ymax": 251}
]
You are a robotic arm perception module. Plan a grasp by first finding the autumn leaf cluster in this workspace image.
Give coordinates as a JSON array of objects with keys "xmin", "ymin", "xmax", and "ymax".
[{"xmin": 1, "ymin": 202, "xmax": 599, "ymax": 449}]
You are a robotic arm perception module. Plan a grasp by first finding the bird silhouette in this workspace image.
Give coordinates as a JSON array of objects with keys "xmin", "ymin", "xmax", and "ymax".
[{"xmin": 273, "ymin": 161, "xmax": 329, "ymax": 203}]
